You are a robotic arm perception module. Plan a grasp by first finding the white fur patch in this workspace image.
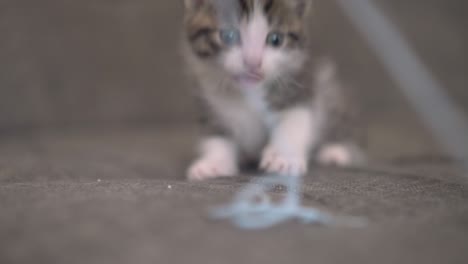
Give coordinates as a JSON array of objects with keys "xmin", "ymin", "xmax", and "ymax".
[
  {"xmin": 271, "ymin": 107, "xmax": 317, "ymax": 155},
  {"xmin": 317, "ymin": 143, "xmax": 357, "ymax": 167},
  {"xmin": 242, "ymin": 85, "xmax": 276, "ymax": 128},
  {"xmin": 206, "ymin": 90, "xmax": 268, "ymax": 157},
  {"xmin": 187, "ymin": 137, "xmax": 239, "ymax": 181},
  {"xmin": 241, "ymin": 6, "xmax": 268, "ymax": 69},
  {"xmin": 261, "ymin": 107, "xmax": 323, "ymax": 175},
  {"xmin": 260, "ymin": 144, "xmax": 307, "ymax": 175}
]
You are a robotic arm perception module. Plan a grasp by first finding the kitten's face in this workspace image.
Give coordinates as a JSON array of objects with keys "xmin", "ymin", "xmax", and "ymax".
[{"xmin": 184, "ymin": 0, "xmax": 310, "ymax": 87}]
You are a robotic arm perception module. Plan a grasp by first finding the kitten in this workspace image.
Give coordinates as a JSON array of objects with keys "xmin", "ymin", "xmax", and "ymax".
[{"xmin": 182, "ymin": 0, "xmax": 365, "ymax": 181}]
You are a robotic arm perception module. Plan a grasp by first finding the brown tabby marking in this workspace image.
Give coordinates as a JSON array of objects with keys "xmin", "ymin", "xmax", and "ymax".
[{"xmin": 184, "ymin": 0, "xmax": 309, "ymax": 59}]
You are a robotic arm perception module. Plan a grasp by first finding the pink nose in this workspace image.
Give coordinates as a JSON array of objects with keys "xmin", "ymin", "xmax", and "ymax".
[{"xmin": 243, "ymin": 56, "xmax": 262, "ymax": 71}]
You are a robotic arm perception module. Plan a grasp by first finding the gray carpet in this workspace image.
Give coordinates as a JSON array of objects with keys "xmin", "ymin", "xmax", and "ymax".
[{"xmin": 1, "ymin": 127, "xmax": 467, "ymax": 264}]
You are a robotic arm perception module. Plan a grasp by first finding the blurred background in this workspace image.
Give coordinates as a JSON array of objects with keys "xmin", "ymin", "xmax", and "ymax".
[
  {"xmin": 1, "ymin": 1, "xmax": 468, "ymax": 264},
  {"xmin": 1, "ymin": 0, "xmax": 466, "ymax": 162}
]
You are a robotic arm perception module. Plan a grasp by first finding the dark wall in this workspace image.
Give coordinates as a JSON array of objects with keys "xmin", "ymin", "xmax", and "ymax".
[
  {"xmin": 0, "ymin": 0, "xmax": 191, "ymax": 128},
  {"xmin": 0, "ymin": 0, "xmax": 466, "ymax": 129}
]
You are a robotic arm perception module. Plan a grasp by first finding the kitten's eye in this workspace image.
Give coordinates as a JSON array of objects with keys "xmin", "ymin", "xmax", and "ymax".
[
  {"xmin": 266, "ymin": 32, "xmax": 284, "ymax": 48},
  {"xmin": 219, "ymin": 29, "xmax": 241, "ymax": 46}
]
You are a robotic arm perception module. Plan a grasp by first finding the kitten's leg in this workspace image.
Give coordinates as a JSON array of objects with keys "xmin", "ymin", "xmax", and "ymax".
[
  {"xmin": 313, "ymin": 58, "xmax": 367, "ymax": 167},
  {"xmin": 260, "ymin": 107, "xmax": 319, "ymax": 175},
  {"xmin": 317, "ymin": 142, "xmax": 365, "ymax": 167},
  {"xmin": 187, "ymin": 136, "xmax": 239, "ymax": 181}
]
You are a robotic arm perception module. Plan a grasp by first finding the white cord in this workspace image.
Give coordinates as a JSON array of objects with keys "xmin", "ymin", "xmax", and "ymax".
[{"xmin": 336, "ymin": 0, "xmax": 468, "ymax": 173}]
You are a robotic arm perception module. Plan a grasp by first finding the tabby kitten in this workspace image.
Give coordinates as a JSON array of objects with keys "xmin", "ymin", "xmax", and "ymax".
[{"xmin": 182, "ymin": 0, "xmax": 364, "ymax": 181}]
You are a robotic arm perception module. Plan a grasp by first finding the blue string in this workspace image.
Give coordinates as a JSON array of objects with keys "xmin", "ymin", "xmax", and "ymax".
[{"xmin": 210, "ymin": 174, "xmax": 364, "ymax": 230}]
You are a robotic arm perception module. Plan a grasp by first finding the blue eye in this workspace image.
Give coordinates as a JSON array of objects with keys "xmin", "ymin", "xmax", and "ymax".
[
  {"xmin": 266, "ymin": 32, "xmax": 284, "ymax": 47},
  {"xmin": 219, "ymin": 29, "xmax": 241, "ymax": 46}
]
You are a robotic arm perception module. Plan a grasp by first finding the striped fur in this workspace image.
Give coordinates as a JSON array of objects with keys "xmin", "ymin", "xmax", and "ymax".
[
  {"xmin": 182, "ymin": 1, "xmax": 366, "ymax": 181},
  {"xmin": 183, "ymin": 0, "xmax": 310, "ymax": 59}
]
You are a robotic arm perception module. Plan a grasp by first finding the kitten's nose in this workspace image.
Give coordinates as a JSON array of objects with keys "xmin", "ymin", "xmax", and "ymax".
[{"xmin": 243, "ymin": 56, "xmax": 262, "ymax": 71}]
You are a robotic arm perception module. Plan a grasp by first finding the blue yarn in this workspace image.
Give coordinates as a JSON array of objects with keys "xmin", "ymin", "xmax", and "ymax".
[{"xmin": 211, "ymin": 174, "xmax": 363, "ymax": 230}]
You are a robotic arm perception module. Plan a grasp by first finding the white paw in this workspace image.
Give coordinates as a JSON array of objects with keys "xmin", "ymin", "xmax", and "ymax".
[
  {"xmin": 317, "ymin": 143, "xmax": 362, "ymax": 167},
  {"xmin": 260, "ymin": 145, "xmax": 307, "ymax": 176},
  {"xmin": 187, "ymin": 158, "xmax": 239, "ymax": 181}
]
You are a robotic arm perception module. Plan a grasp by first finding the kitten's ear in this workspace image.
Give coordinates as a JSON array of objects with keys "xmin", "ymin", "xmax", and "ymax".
[
  {"xmin": 184, "ymin": 0, "xmax": 207, "ymax": 10},
  {"xmin": 289, "ymin": 0, "xmax": 312, "ymax": 18}
]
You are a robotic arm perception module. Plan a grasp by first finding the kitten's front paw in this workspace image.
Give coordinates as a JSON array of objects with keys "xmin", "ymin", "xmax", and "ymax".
[
  {"xmin": 260, "ymin": 146, "xmax": 307, "ymax": 175},
  {"xmin": 187, "ymin": 158, "xmax": 239, "ymax": 181}
]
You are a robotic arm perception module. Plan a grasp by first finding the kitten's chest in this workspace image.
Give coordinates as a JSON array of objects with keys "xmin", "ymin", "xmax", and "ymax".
[
  {"xmin": 241, "ymin": 88, "xmax": 276, "ymax": 127},
  {"xmin": 207, "ymin": 87, "xmax": 276, "ymax": 156},
  {"xmin": 207, "ymin": 86, "xmax": 276, "ymax": 127}
]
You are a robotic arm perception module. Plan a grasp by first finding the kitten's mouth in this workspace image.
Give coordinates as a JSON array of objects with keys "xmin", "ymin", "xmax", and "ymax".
[{"xmin": 233, "ymin": 71, "xmax": 265, "ymax": 86}]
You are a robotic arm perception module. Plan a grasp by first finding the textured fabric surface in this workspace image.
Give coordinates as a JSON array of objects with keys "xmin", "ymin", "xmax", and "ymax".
[{"xmin": 0, "ymin": 127, "xmax": 467, "ymax": 264}]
